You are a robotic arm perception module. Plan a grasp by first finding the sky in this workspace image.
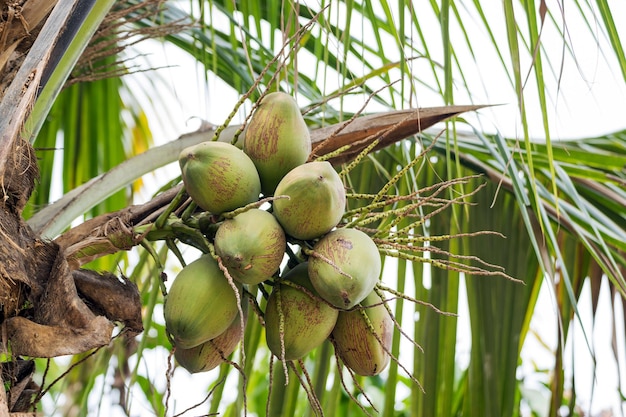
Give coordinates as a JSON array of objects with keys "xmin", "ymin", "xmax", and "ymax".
[{"xmin": 137, "ymin": 1, "xmax": 626, "ymax": 144}]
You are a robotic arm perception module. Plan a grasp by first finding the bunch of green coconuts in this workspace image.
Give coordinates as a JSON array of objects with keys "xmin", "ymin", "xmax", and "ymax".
[{"xmin": 165, "ymin": 92, "xmax": 393, "ymax": 377}]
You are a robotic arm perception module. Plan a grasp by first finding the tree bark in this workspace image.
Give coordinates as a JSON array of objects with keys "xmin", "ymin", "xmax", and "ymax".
[{"xmin": 0, "ymin": 7, "xmax": 142, "ymax": 412}]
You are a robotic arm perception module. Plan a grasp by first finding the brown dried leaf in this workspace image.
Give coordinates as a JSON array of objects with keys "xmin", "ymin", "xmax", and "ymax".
[
  {"xmin": 5, "ymin": 316, "xmax": 113, "ymax": 358},
  {"xmin": 73, "ymin": 269, "xmax": 143, "ymax": 333},
  {"xmin": 57, "ymin": 215, "xmax": 143, "ymax": 269},
  {"xmin": 0, "ymin": 39, "xmax": 21, "ymax": 74},
  {"xmin": 309, "ymin": 105, "xmax": 487, "ymax": 164}
]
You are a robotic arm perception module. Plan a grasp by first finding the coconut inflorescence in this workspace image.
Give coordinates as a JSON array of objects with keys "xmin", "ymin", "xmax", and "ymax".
[{"xmin": 166, "ymin": 91, "xmax": 394, "ymax": 381}]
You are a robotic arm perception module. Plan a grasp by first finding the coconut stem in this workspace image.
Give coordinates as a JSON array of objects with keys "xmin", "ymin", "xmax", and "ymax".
[
  {"xmin": 302, "ymin": 247, "xmax": 353, "ymax": 280},
  {"xmin": 274, "ymin": 285, "xmax": 290, "ymax": 383},
  {"xmin": 361, "ymin": 295, "xmax": 425, "ymax": 394},
  {"xmin": 330, "ymin": 347, "xmax": 375, "ymax": 417},
  {"xmin": 180, "ymin": 200, "xmax": 198, "ymax": 221},
  {"xmin": 155, "ymin": 186, "xmax": 187, "ymax": 229},
  {"xmin": 221, "ymin": 195, "xmax": 289, "ymax": 219},
  {"xmin": 212, "ymin": 249, "xmax": 247, "ymax": 370}
]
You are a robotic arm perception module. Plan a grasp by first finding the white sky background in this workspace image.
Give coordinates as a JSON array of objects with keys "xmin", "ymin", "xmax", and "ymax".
[
  {"xmin": 137, "ymin": 0, "xmax": 626, "ymax": 142},
  {"xmin": 62, "ymin": 1, "xmax": 626, "ymax": 416}
]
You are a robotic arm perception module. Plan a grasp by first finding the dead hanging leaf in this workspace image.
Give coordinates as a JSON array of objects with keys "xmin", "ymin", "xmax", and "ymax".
[
  {"xmin": 2, "ymin": 244, "xmax": 142, "ymax": 357},
  {"xmin": 55, "ymin": 214, "xmax": 144, "ymax": 269},
  {"xmin": 0, "ymin": 39, "xmax": 21, "ymax": 74},
  {"xmin": 0, "ymin": 105, "xmax": 141, "ymax": 362},
  {"xmin": 72, "ymin": 269, "xmax": 143, "ymax": 333},
  {"xmin": 1, "ymin": 358, "xmax": 38, "ymax": 413},
  {"xmin": 6, "ymin": 316, "xmax": 113, "ymax": 358},
  {"xmin": 0, "ymin": 0, "xmax": 58, "ymax": 48},
  {"xmin": 309, "ymin": 105, "xmax": 487, "ymax": 164},
  {"xmin": 3, "ymin": 243, "xmax": 143, "ymax": 358}
]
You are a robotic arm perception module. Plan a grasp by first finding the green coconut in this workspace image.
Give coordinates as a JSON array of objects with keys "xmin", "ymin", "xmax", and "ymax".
[
  {"xmin": 174, "ymin": 303, "xmax": 248, "ymax": 373},
  {"xmin": 164, "ymin": 254, "xmax": 241, "ymax": 349},
  {"xmin": 179, "ymin": 141, "xmax": 261, "ymax": 214},
  {"xmin": 331, "ymin": 291, "xmax": 393, "ymax": 376},
  {"xmin": 243, "ymin": 92, "xmax": 311, "ymax": 195},
  {"xmin": 214, "ymin": 208, "xmax": 286, "ymax": 285},
  {"xmin": 308, "ymin": 227, "xmax": 381, "ymax": 309},
  {"xmin": 265, "ymin": 263, "xmax": 338, "ymax": 361},
  {"xmin": 272, "ymin": 161, "xmax": 346, "ymax": 240}
]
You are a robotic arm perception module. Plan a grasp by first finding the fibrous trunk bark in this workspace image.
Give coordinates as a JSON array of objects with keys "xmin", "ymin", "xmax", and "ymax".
[{"xmin": 0, "ymin": 1, "xmax": 143, "ymax": 413}]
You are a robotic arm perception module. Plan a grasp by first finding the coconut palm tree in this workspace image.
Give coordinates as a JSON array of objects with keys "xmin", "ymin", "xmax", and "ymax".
[{"xmin": 0, "ymin": 1, "xmax": 624, "ymax": 416}]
